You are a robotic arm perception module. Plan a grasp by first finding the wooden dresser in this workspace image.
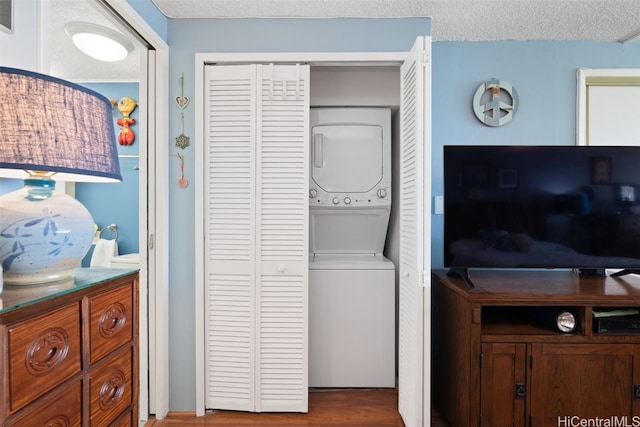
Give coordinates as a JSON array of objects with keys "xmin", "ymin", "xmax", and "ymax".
[
  {"xmin": 432, "ymin": 269, "xmax": 640, "ymax": 427},
  {"xmin": 0, "ymin": 269, "xmax": 138, "ymax": 426}
]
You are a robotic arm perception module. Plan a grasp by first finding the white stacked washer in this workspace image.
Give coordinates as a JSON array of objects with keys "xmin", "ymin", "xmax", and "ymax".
[{"xmin": 308, "ymin": 107, "xmax": 395, "ymax": 388}]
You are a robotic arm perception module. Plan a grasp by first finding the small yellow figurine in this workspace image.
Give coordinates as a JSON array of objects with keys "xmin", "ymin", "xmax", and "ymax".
[{"xmin": 111, "ymin": 97, "xmax": 138, "ymax": 145}]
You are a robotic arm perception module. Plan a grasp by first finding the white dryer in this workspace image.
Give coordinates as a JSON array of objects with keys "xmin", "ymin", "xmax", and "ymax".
[
  {"xmin": 308, "ymin": 107, "xmax": 395, "ymax": 388},
  {"xmin": 309, "ymin": 107, "xmax": 391, "ymax": 208}
]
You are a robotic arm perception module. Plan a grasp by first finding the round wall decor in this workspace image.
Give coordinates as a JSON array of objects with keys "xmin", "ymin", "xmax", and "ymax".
[{"xmin": 472, "ymin": 79, "xmax": 519, "ymax": 127}]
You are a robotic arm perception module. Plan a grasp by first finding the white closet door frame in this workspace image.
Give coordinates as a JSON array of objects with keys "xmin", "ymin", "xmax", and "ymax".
[
  {"xmin": 100, "ymin": 0, "xmax": 171, "ymax": 421},
  {"xmin": 195, "ymin": 42, "xmax": 431, "ymax": 422}
]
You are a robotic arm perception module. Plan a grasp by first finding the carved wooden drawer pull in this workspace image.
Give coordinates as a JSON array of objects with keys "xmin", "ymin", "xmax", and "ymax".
[
  {"xmin": 26, "ymin": 328, "xmax": 69, "ymax": 375},
  {"xmin": 43, "ymin": 415, "xmax": 71, "ymax": 427},
  {"xmin": 99, "ymin": 303, "xmax": 127, "ymax": 338},
  {"xmin": 99, "ymin": 370, "xmax": 126, "ymax": 410}
]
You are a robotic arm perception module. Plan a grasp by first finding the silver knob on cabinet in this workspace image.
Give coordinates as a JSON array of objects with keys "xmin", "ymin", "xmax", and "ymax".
[
  {"xmin": 377, "ymin": 188, "xmax": 387, "ymax": 198},
  {"xmin": 309, "ymin": 188, "xmax": 317, "ymax": 198},
  {"xmin": 332, "ymin": 197, "xmax": 340, "ymax": 205},
  {"xmin": 344, "ymin": 197, "xmax": 351, "ymax": 205}
]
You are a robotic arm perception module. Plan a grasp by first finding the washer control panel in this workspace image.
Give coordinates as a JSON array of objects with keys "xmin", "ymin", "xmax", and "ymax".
[{"xmin": 309, "ymin": 186, "xmax": 391, "ymax": 207}]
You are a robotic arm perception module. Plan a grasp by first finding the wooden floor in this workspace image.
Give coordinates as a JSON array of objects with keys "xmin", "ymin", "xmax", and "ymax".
[{"xmin": 144, "ymin": 389, "xmax": 448, "ymax": 426}]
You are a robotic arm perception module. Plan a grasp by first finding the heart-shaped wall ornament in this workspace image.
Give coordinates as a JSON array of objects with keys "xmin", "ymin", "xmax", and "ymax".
[
  {"xmin": 176, "ymin": 73, "xmax": 189, "ymax": 109},
  {"xmin": 176, "ymin": 95, "xmax": 190, "ymax": 109}
]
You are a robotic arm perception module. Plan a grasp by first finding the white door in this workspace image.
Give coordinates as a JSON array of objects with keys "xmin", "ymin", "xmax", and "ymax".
[
  {"xmin": 255, "ymin": 64, "xmax": 309, "ymax": 413},
  {"xmin": 203, "ymin": 64, "xmax": 309, "ymax": 413},
  {"xmin": 196, "ymin": 41, "xmax": 430, "ymax": 420},
  {"xmin": 398, "ymin": 36, "xmax": 431, "ymax": 427},
  {"xmin": 576, "ymin": 69, "xmax": 640, "ymax": 146}
]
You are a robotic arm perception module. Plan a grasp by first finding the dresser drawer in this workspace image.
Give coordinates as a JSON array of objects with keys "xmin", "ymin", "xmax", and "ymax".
[
  {"xmin": 110, "ymin": 409, "xmax": 134, "ymax": 427},
  {"xmin": 89, "ymin": 346, "xmax": 133, "ymax": 427},
  {"xmin": 8, "ymin": 303, "xmax": 82, "ymax": 413},
  {"xmin": 88, "ymin": 282, "xmax": 134, "ymax": 364},
  {"xmin": 5, "ymin": 378, "xmax": 82, "ymax": 427}
]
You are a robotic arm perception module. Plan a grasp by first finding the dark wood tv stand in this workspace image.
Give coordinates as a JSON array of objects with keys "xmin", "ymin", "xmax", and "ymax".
[{"xmin": 432, "ymin": 269, "xmax": 640, "ymax": 427}]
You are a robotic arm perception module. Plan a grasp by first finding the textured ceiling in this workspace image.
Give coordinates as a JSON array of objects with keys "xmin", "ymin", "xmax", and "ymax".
[
  {"xmin": 151, "ymin": 0, "xmax": 640, "ymax": 42},
  {"xmin": 49, "ymin": 0, "xmax": 140, "ymax": 81},
  {"xmin": 50, "ymin": 0, "xmax": 640, "ymax": 82}
]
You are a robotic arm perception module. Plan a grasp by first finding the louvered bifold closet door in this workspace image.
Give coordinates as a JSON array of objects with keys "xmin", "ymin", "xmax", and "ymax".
[
  {"xmin": 204, "ymin": 64, "xmax": 257, "ymax": 412},
  {"xmin": 255, "ymin": 64, "xmax": 309, "ymax": 413},
  {"xmin": 398, "ymin": 36, "xmax": 431, "ymax": 427},
  {"xmin": 204, "ymin": 64, "xmax": 309, "ymax": 413}
]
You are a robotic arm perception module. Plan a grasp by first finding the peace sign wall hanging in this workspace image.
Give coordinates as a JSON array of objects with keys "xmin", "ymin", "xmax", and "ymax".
[{"xmin": 472, "ymin": 79, "xmax": 519, "ymax": 127}]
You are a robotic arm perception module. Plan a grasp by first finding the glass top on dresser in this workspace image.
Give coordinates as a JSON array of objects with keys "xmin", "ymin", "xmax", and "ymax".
[{"xmin": 0, "ymin": 268, "xmax": 138, "ymax": 313}]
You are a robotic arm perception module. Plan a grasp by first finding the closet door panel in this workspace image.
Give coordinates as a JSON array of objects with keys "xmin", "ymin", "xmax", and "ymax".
[
  {"xmin": 204, "ymin": 64, "xmax": 309, "ymax": 413},
  {"xmin": 255, "ymin": 64, "xmax": 309, "ymax": 413},
  {"xmin": 398, "ymin": 36, "xmax": 431, "ymax": 427},
  {"xmin": 204, "ymin": 65, "xmax": 257, "ymax": 412}
]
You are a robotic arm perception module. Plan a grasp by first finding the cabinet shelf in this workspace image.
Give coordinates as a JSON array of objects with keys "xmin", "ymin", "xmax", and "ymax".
[
  {"xmin": 592, "ymin": 306, "xmax": 640, "ymax": 335},
  {"xmin": 482, "ymin": 306, "xmax": 587, "ymax": 336}
]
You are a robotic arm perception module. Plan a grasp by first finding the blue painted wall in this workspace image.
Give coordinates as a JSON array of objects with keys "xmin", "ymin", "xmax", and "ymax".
[
  {"xmin": 166, "ymin": 17, "xmax": 431, "ymax": 410},
  {"xmin": 127, "ymin": 0, "xmax": 169, "ymax": 42},
  {"xmin": 124, "ymin": 1, "xmax": 640, "ymax": 412},
  {"xmin": 76, "ymin": 83, "xmax": 140, "ymax": 265},
  {"xmin": 0, "ymin": 179, "xmax": 23, "ymax": 194},
  {"xmin": 431, "ymin": 41, "xmax": 640, "ymax": 269}
]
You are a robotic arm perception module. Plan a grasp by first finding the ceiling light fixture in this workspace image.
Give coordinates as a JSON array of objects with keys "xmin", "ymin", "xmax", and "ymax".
[{"xmin": 64, "ymin": 22, "xmax": 134, "ymax": 62}]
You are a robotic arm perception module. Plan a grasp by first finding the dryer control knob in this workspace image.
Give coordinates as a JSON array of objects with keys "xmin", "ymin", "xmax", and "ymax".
[
  {"xmin": 377, "ymin": 188, "xmax": 388, "ymax": 198},
  {"xmin": 309, "ymin": 188, "xmax": 317, "ymax": 198},
  {"xmin": 344, "ymin": 197, "xmax": 351, "ymax": 205},
  {"xmin": 332, "ymin": 197, "xmax": 340, "ymax": 205}
]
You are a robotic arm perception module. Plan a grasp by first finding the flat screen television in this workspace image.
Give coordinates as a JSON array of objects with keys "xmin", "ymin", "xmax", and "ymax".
[{"xmin": 444, "ymin": 145, "xmax": 640, "ymax": 286}]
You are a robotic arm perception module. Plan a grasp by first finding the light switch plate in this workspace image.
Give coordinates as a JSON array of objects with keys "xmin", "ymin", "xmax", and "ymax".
[{"xmin": 434, "ymin": 196, "xmax": 444, "ymax": 214}]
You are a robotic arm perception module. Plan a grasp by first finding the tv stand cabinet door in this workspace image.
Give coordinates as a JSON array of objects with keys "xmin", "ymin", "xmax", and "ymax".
[
  {"xmin": 480, "ymin": 343, "xmax": 527, "ymax": 427},
  {"xmin": 530, "ymin": 343, "xmax": 640, "ymax": 427}
]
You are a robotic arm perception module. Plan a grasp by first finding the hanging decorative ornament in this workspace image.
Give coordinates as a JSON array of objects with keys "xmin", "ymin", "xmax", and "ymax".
[
  {"xmin": 111, "ymin": 96, "xmax": 138, "ymax": 145},
  {"xmin": 175, "ymin": 112, "xmax": 190, "ymax": 149},
  {"xmin": 175, "ymin": 73, "xmax": 190, "ymax": 109},
  {"xmin": 175, "ymin": 152, "xmax": 188, "ymax": 188}
]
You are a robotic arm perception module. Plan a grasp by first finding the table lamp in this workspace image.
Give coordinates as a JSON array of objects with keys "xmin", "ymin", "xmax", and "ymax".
[{"xmin": 0, "ymin": 67, "xmax": 122, "ymax": 285}]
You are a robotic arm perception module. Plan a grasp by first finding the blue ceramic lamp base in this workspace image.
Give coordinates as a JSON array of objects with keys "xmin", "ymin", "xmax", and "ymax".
[{"xmin": 0, "ymin": 177, "xmax": 94, "ymax": 286}]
